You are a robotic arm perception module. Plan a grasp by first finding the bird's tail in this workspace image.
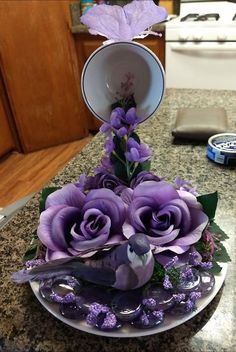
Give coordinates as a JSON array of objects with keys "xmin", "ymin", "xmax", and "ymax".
[{"xmin": 11, "ymin": 258, "xmax": 116, "ymax": 287}]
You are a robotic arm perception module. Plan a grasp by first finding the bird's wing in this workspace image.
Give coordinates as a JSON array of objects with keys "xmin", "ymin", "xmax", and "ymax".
[
  {"xmin": 114, "ymin": 264, "xmax": 139, "ymax": 290},
  {"xmin": 12, "ymin": 259, "xmax": 116, "ymax": 287}
]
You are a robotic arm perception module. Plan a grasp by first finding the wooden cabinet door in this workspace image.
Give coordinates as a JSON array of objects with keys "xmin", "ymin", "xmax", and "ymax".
[
  {"xmin": 0, "ymin": 1, "xmax": 88, "ymax": 152},
  {"xmin": 0, "ymin": 96, "xmax": 15, "ymax": 158},
  {"xmin": 74, "ymin": 34, "xmax": 104, "ymax": 132},
  {"xmin": 135, "ymin": 34, "xmax": 165, "ymax": 70},
  {"xmin": 0, "ymin": 70, "xmax": 16, "ymax": 158}
]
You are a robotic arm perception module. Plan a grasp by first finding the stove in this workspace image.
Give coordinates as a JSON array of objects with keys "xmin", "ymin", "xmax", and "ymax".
[
  {"xmin": 165, "ymin": 1, "xmax": 236, "ymax": 89},
  {"xmin": 166, "ymin": 1, "xmax": 236, "ymax": 41}
]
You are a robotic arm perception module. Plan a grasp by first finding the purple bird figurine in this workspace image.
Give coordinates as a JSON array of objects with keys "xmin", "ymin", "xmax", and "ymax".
[{"xmin": 12, "ymin": 234, "xmax": 154, "ymax": 291}]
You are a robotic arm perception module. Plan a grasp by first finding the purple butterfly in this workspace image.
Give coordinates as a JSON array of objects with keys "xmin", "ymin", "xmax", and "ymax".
[{"xmin": 80, "ymin": 0, "xmax": 168, "ymax": 42}]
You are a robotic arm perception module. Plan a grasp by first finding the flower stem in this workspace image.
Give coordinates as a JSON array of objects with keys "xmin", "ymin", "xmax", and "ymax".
[{"xmin": 112, "ymin": 151, "xmax": 126, "ymax": 166}]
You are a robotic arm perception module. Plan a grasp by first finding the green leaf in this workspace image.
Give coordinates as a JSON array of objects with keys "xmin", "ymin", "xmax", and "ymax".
[
  {"xmin": 111, "ymin": 155, "xmax": 128, "ymax": 184},
  {"xmin": 197, "ymin": 191, "xmax": 218, "ymax": 220},
  {"xmin": 113, "ymin": 135, "xmax": 126, "ymax": 159},
  {"xmin": 213, "ymin": 243, "xmax": 231, "ymax": 263},
  {"xmin": 208, "ymin": 259, "xmax": 222, "ymax": 274},
  {"xmin": 208, "ymin": 221, "xmax": 229, "ymax": 241},
  {"xmin": 22, "ymin": 231, "xmax": 41, "ymax": 262},
  {"xmin": 131, "ymin": 160, "xmax": 151, "ymax": 179},
  {"xmin": 141, "ymin": 160, "xmax": 151, "ymax": 172},
  {"xmin": 129, "ymin": 132, "xmax": 140, "ymax": 144},
  {"xmin": 39, "ymin": 186, "xmax": 61, "ymax": 213},
  {"xmin": 111, "ymin": 94, "xmax": 136, "ymax": 112}
]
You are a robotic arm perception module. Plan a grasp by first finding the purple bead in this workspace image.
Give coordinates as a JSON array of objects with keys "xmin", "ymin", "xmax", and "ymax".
[
  {"xmin": 111, "ymin": 291, "xmax": 142, "ymax": 322},
  {"xmin": 39, "ymin": 278, "xmax": 54, "ymax": 302},
  {"xmin": 131, "ymin": 310, "xmax": 164, "ymax": 329},
  {"xmin": 168, "ymin": 300, "xmax": 192, "ymax": 316},
  {"xmin": 96, "ymin": 312, "xmax": 122, "ymax": 331},
  {"xmin": 39, "ymin": 276, "xmax": 82, "ymax": 303},
  {"xmin": 76, "ymin": 286, "xmax": 113, "ymax": 313},
  {"xmin": 177, "ymin": 267, "xmax": 201, "ymax": 293},
  {"xmin": 143, "ymin": 285, "xmax": 174, "ymax": 311},
  {"xmin": 60, "ymin": 302, "xmax": 85, "ymax": 320},
  {"xmin": 199, "ymin": 271, "xmax": 215, "ymax": 295}
]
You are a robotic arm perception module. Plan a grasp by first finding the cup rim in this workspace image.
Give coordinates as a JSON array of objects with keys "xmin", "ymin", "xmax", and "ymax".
[{"xmin": 81, "ymin": 41, "xmax": 165, "ymax": 123}]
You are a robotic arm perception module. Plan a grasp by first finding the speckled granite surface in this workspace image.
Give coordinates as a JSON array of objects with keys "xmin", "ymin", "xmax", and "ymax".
[
  {"xmin": 71, "ymin": 22, "xmax": 165, "ymax": 34},
  {"xmin": 1, "ymin": 89, "xmax": 236, "ymax": 352}
]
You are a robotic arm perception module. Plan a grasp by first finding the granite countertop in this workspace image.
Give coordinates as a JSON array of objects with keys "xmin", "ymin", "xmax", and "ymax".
[
  {"xmin": 71, "ymin": 22, "xmax": 166, "ymax": 34},
  {"xmin": 1, "ymin": 89, "xmax": 236, "ymax": 352}
]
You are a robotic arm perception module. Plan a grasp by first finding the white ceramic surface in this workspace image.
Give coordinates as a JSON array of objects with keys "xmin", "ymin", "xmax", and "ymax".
[
  {"xmin": 81, "ymin": 41, "xmax": 165, "ymax": 123},
  {"xmin": 30, "ymin": 263, "xmax": 227, "ymax": 338}
]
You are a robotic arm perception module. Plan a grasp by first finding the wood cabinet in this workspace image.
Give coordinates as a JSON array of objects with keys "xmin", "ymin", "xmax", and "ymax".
[
  {"xmin": 0, "ymin": 69, "xmax": 17, "ymax": 158},
  {"xmin": 0, "ymin": 92, "xmax": 15, "ymax": 158},
  {"xmin": 74, "ymin": 32, "xmax": 165, "ymax": 131},
  {"xmin": 0, "ymin": 1, "xmax": 89, "ymax": 152}
]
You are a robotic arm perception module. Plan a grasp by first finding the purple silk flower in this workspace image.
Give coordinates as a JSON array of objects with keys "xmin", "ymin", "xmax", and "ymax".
[
  {"xmin": 123, "ymin": 180, "xmax": 208, "ymax": 260},
  {"xmin": 100, "ymin": 107, "xmax": 139, "ymax": 137},
  {"xmin": 85, "ymin": 172, "xmax": 124, "ymax": 192},
  {"xmin": 37, "ymin": 184, "xmax": 126, "ymax": 261},
  {"xmin": 125, "ymin": 137, "xmax": 151, "ymax": 163},
  {"xmin": 80, "ymin": 1, "xmax": 168, "ymax": 42},
  {"xmin": 130, "ymin": 171, "xmax": 162, "ymax": 188}
]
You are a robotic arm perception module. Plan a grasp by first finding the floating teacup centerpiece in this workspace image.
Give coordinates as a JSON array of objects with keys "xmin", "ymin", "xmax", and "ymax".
[{"xmin": 81, "ymin": 41, "xmax": 165, "ymax": 123}]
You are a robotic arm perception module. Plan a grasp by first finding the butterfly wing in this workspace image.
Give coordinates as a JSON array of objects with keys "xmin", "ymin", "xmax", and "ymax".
[
  {"xmin": 80, "ymin": 5, "xmax": 132, "ymax": 41},
  {"xmin": 124, "ymin": 1, "xmax": 168, "ymax": 38}
]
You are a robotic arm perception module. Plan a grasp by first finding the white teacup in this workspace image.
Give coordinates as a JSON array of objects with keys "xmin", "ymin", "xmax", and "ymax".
[{"xmin": 81, "ymin": 41, "xmax": 165, "ymax": 123}]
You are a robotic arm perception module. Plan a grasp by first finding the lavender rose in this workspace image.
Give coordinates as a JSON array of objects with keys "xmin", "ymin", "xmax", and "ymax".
[
  {"xmin": 123, "ymin": 180, "xmax": 208, "ymax": 259},
  {"xmin": 38, "ymin": 184, "xmax": 126, "ymax": 261},
  {"xmin": 130, "ymin": 171, "xmax": 162, "ymax": 188},
  {"xmin": 85, "ymin": 172, "xmax": 124, "ymax": 191}
]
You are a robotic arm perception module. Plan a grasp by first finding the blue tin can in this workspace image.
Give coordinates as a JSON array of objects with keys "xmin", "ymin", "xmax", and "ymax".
[{"xmin": 207, "ymin": 133, "xmax": 236, "ymax": 166}]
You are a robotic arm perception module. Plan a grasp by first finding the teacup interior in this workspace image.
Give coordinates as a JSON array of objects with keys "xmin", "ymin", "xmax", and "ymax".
[{"xmin": 81, "ymin": 42, "xmax": 165, "ymax": 123}]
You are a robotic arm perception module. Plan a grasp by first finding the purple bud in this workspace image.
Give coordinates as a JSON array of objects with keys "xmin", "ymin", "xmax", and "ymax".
[
  {"xmin": 100, "ymin": 123, "xmax": 111, "ymax": 135},
  {"xmin": 101, "ymin": 312, "xmax": 117, "ymax": 329},
  {"xmin": 105, "ymin": 136, "xmax": 115, "ymax": 154},
  {"xmin": 185, "ymin": 299, "xmax": 195, "ymax": 313},
  {"xmin": 181, "ymin": 268, "xmax": 194, "ymax": 281},
  {"xmin": 86, "ymin": 312, "xmax": 97, "ymax": 326},
  {"xmin": 164, "ymin": 256, "xmax": 178, "ymax": 270},
  {"xmin": 163, "ymin": 275, "xmax": 173, "ymax": 290},
  {"xmin": 25, "ymin": 259, "xmax": 46, "ymax": 269},
  {"xmin": 189, "ymin": 251, "xmax": 201, "ymax": 266},
  {"xmin": 189, "ymin": 291, "xmax": 201, "ymax": 302},
  {"xmin": 199, "ymin": 261, "xmax": 213, "ymax": 269},
  {"xmin": 172, "ymin": 293, "xmax": 186, "ymax": 303},
  {"xmin": 50, "ymin": 292, "xmax": 75, "ymax": 304},
  {"xmin": 152, "ymin": 310, "xmax": 164, "ymax": 320},
  {"xmin": 140, "ymin": 312, "xmax": 149, "ymax": 326},
  {"xmin": 142, "ymin": 298, "xmax": 157, "ymax": 309},
  {"xmin": 116, "ymin": 127, "xmax": 128, "ymax": 137}
]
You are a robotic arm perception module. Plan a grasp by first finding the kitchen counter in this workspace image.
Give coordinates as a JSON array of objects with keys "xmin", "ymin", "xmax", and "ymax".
[
  {"xmin": 71, "ymin": 22, "xmax": 166, "ymax": 34},
  {"xmin": 1, "ymin": 88, "xmax": 236, "ymax": 352}
]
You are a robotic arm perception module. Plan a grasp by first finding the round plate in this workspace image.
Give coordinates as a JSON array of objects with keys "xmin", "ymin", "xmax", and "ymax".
[
  {"xmin": 30, "ymin": 263, "xmax": 227, "ymax": 338},
  {"xmin": 81, "ymin": 41, "xmax": 165, "ymax": 124}
]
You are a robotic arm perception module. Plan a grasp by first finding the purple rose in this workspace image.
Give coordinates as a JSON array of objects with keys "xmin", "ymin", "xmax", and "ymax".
[
  {"xmin": 130, "ymin": 171, "xmax": 162, "ymax": 188},
  {"xmin": 85, "ymin": 172, "xmax": 124, "ymax": 191},
  {"xmin": 123, "ymin": 180, "xmax": 208, "ymax": 259},
  {"xmin": 38, "ymin": 184, "xmax": 126, "ymax": 261}
]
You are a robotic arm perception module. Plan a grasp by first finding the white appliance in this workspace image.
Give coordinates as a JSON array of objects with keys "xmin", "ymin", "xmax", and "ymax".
[{"xmin": 165, "ymin": 1, "xmax": 236, "ymax": 90}]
